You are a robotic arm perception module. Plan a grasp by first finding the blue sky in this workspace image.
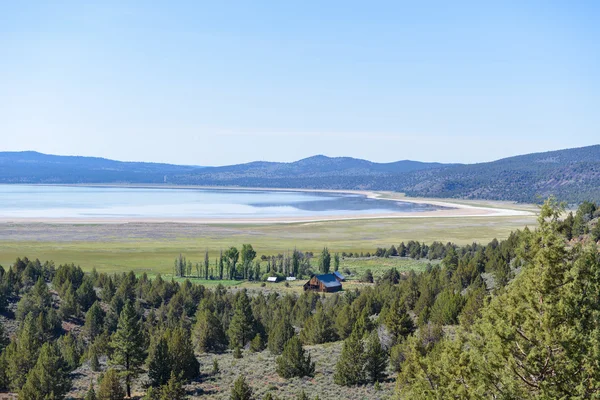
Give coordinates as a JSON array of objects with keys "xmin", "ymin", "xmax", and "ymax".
[{"xmin": 1, "ymin": 1, "xmax": 598, "ymax": 166}]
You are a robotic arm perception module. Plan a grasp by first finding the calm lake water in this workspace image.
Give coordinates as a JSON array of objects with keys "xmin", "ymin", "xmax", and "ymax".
[{"xmin": 0, "ymin": 185, "xmax": 441, "ymax": 219}]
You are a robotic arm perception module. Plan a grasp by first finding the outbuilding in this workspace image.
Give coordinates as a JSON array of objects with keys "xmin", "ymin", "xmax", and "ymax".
[
  {"xmin": 303, "ymin": 273, "xmax": 342, "ymax": 293},
  {"xmin": 333, "ymin": 271, "xmax": 346, "ymax": 282}
]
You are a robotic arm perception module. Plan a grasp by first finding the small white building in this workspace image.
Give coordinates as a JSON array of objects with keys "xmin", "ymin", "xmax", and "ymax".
[
  {"xmin": 286, "ymin": 277, "xmax": 297, "ymax": 281},
  {"xmin": 267, "ymin": 276, "xmax": 278, "ymax": 282}
]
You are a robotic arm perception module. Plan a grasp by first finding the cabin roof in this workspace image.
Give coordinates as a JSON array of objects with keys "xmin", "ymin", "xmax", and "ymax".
[
  {"xmin": 333, "ymin": 271, "xmax": 345, "ymax": 281},
  {"xmin": 314, "ymin": 273, "xmax": 342, "ymax": 288}
]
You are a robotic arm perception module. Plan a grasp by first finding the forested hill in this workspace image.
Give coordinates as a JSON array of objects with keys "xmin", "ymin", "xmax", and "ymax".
[
  {"xmin": 1, "ymin": 145, "xmax": 600, "ymax": 203},
  {"xmin": 170, "ymin": 146, "xmax": 600, "ymax": 203},
  {"xmin": 0, "ymin": 151, "xmax": 198, "ymax": 184},
  {"xmin": 400, "ymin": 145, "xmax": 600, "ymax": 203}
]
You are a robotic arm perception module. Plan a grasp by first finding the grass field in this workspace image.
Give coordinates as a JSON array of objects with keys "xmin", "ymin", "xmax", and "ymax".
[{"xmin": 0, "ymin": 214, "xmax": 535, "ymax": 275}]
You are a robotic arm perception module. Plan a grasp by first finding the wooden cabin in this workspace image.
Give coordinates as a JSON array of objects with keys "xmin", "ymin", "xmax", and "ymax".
[{"xmin": 303, "ymin": 273, "xmax": 342, "ymax": 293}]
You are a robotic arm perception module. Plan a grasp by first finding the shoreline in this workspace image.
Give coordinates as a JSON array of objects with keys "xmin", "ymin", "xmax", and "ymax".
[{"xmin": 0, "ymin": 184, "xmax": 534, "ymax": 224}]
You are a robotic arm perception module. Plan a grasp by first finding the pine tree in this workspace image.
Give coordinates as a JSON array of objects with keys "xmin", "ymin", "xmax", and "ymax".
[
  {"xmin": 109, "ymin": 301, "xmax": 146, "ymax": 398},
  {"xmin": 85, "ymin": 382, "xmax": 98, "ymax": 400},
  {"xmin": 59, "ymin": 284, "xmax": 80, "ymax": 319},
  {"xmin": 275, "ymin": 336, "xmax": 315, "ymax": 379},
  {"xmin": 84, "ymin": 301, "xmax": 105, "ymax": 341},
  {"xmin": 159, "ymin": 372, "xmax": 187, "ymax": 400},
  {"xmin": 193, "ymin": 308, "xmax": 227, "ymax": 353},
  {"xmin": 90, "ymin": 345, "xmax": 101, "ymax": 372},
  {"xmin": 58, "ymin": 331, "xmax": 81, "ymax": 371},
  {"xmin": 250, "ymin": 333, "xmax": 265, "ymax": 352},
  {"xmin": 167, "ymin": 326, "xmax": 200, "ymax": 381},
  {"xmin": 334, "ymin": 329, "xmax": 365, "ymax": 386},
  {"xmin": 148, "ymin": 335, "xmax": 171, "ymax": 387},
  {"xmin": 5, "ymin": 312, "xmax": 40, "ymax": 390},
  {"xmin": 228, "ymin": 290, "xmax": 256, "ymax": 348},
  {"xmin": 300, "ymin": 306, "xmax": 335, "ymax": 344},
  {"xmin": 364, "ymin": 331, "xmax": 388, "ymax": 383},
  {"xmin": 268, "ymin": 318, "xmax": 295, "ymax": 355},
  {"xmin": 383, "ymin": 298, "xmax": 415, "ymax": 345},
  {"xmin": 20, "ymin": 342, "xmax": 72, "ymax": 399},
  {"xmin": 77, "ymin": 277, "xmax": 98, "ymax": 312},
  {"xmin": 0, "ymin": 319, "xmax": 9, "ymax": 353},
  {"xmin": 230, "ymin": 375, "xmax": 253, "ymax": 400},
  {"xmin": 97, "ymin": 368, "xmax": 125, "ymax": 400}
]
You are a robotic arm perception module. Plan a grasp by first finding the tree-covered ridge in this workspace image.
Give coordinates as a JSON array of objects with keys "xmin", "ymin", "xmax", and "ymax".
[
  {"xmin": 0, "ymin": 200, "xmax": 597, "ymax": 398},
  {"xmin": 3, "ymin": 145, "xmax": 600, "ymax": 203}
]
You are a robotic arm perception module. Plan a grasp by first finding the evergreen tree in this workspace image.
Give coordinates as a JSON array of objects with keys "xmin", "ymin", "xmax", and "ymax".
[
  {"xmin": 109, "ymin": 301, "xmax": 146, "ymax": 398},
  {"xmin": 268, "ymin": 318, "xmax": 295, "ymax": 355},
  {"xmin": 20, "ymin": 342, "xmax": 71, "ymax": 400},
  {"xmin": 58, "ymin": 331, "xmax": 81, "ymax": 371},
  {"xmin": 193, "ymin": 308, "xmax": 227, "ymax": 353},
  {"xmin": 300, "ymin": 306, "xmax": 335, "ymax": 344},
  {"xmin": 334, "ymin": 329, "xmax": 365, "ymax": 386},
  {"xmin": 227, "ymin": 290, "xmax": 256, "ymax": 348},
  {"xmin": 59, "ymin": 284, "xmax": 80, "ymax": 319},
  {"xmin": 159, "ymin": 372, "xmax": 187, "ymax": 400},
  {"xmin": 0, "ymin": 319, "xmax": 9, "ymax": 353},
  {"xmin": 148, "ymin": 335, "xmax": 171, "ymax": 387},
  {"xmin": 167, "ymin": 326, "xmax": 200, "ymax": 381},
  {"xmin": 84, "ymin": 301, "xmax": 105, "ymax": 341},
  {"xmin": 5, "ymin": 312, "xmax": 40, "ymax": 390},
  {"xmin": 77, "ymin": 277, "xmax": 98, "ymax": 312},
  {"xmin": 250, "ymin": 333, "xmax": 265, "ymax": 352},
  {"xmin": 90, "ymin": 345, "xmax": 101, "ymax": 372},
  {"xmin": 364, "ymin": 331, "xmax": 388, "ymax": 383},
  {"xmin": 275, "ymin": 336, "xmax": 315, "ymax": 378},
  {"xmin": 97, "ymin": 368, "xmax": 125, "ymax": 400},
  {"xmin": 230, "ymin": 375, "xmax": 253, "ymax": 400},
  {"xmin": 383, "ymin": 298, "xmax": 415, "ymax": 345}
]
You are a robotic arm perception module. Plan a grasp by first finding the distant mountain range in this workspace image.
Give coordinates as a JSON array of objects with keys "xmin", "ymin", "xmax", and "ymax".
[{"xmin": 1, "ymin": 145, "xmax": 599, "ymax": 203}]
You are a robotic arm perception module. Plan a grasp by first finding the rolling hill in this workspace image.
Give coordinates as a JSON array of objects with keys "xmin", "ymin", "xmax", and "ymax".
[{"xmin": 1, "ymin": 145, "xmax": 599, "ymax": 203}]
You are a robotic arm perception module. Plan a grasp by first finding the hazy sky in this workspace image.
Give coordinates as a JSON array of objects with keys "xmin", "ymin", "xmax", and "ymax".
[{"xmin": 1, "ymin": 1, "xmax": 598, "ymax": 166}]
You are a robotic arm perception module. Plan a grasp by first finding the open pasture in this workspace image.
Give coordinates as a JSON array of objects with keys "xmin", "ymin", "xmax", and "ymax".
[{"xmin": 0, "ymin": 214, "xmax": 535, "ymax": 275}]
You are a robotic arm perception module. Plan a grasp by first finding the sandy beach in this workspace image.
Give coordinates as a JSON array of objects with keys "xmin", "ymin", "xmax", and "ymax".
[{"xmin": 0, "ymin": 186, "xmax": 534, "ymax": 225}]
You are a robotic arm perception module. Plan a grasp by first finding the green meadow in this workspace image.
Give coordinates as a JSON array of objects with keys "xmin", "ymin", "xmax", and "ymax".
[{"xmin": 0, "ymin": 214, "xmax": 535, "ymax": 275}]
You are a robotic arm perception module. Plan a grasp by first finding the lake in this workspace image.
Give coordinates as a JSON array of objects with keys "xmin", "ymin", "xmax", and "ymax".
[{"xmin": 0, "ymin": 185, "xmax": 441, "ymax": 220}]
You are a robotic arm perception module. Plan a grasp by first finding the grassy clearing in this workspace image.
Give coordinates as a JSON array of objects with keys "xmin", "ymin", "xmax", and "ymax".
[{"xmin": 0, "ymin": 215, "xmax": 535, "ymax": 274}]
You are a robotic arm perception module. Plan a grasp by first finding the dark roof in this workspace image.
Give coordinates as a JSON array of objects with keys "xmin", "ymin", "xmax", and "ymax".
[
  {"xmin": 333, "ymin": 271, "xmax": 345, "ymax": 280},
  {"xmin": 315, "ymin": 273, "xmax": 342, "ymax": 288}
]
